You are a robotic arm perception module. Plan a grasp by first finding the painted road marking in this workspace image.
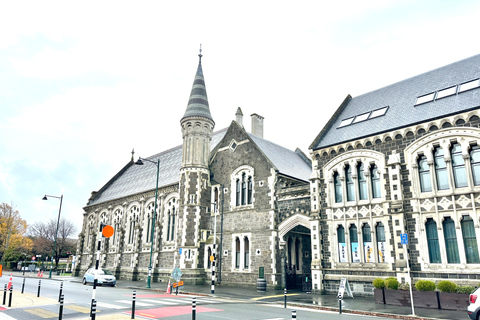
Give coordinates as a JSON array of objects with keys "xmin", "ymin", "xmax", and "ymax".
[
  {"xmin": 96, "ymin": 301, "xmax": 127, "ymax": 309},
  {"xmin": 251, "ymin": 293, "xmax": 300, "ymax": 301},
  {"xmin": 25, "ymin": 308, "xmax": 58, "ymax": 318},
  {"xmin": 128, "ymin": 306, "xmax": 223, "ymax": 319},
  {"xmin": 66, "ymin": 305, "xmax": 92, "ymax": 313},
  {"xmin": 142, "ymin": 299, "xmax": 178, "ymax": 305},
  {"xmin": 117, "ymin": 300, "xmax": 152, "ymax": 306}
]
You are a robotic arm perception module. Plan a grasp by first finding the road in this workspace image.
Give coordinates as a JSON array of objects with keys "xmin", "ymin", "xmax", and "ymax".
[{"xmin": 0, "ymin": 276, "xmax": 411, "ymax": 319}]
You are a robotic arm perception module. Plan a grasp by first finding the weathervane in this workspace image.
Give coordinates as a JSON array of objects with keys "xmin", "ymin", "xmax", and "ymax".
[{"xmin": 199, "ymin": 44, "xmax": 202, "ymax": 61}]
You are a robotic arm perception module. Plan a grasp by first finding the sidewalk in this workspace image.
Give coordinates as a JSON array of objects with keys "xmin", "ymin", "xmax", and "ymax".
[{"xmin": 2, "ymin": 271, "xmax": 469, "ymax": 320}]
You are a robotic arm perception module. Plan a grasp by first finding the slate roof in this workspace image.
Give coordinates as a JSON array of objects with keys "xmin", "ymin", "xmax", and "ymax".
[
  {"xmin": 87, "ymin": 127, "xmax": 311, "ymax": 207},
  {"xmin": 311, "ymin": 54, "xmax": 480, "ymax": 150},
  {"xmin": 87, "ymin": 129, "xmax": 227, "ymax": 206},
  {"xmin": 249, "ymin": 133, "xmax": 311, "ymax": 182}
]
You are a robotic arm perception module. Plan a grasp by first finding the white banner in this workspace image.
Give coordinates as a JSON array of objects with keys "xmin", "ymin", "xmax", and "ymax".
[{"xmin": 338, "ymin": 243, "xmax": 347, "ymax": 262}]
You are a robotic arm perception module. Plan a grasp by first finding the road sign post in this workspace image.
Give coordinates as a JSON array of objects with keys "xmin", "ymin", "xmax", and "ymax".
[{"xmin": 401, "ymin": 233, "xmax": 415, "ymax": 316}]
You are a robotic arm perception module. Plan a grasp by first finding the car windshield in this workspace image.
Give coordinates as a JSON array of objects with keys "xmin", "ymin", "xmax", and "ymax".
[{"xmin": 101, "ymin": 269, "xmax": 113, "ymax": 275}]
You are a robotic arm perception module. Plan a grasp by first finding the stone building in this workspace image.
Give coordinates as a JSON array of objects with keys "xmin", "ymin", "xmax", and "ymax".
[
  {"xmin": 309, "ymin": 54, "xmax": 480, "ymax": 294},
  {"xmin": 75, "ymin": 52, "xmax": 313, "ymax": 289}
]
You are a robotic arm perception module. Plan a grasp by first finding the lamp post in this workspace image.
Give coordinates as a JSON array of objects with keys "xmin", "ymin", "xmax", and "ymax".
[
  {"xmin": 42, "ymin": 194, "xmax": 63, "ymax": 279},
  {"xmin": 135, "ymin": 157, "xmax": 160, "ymax": 289}
]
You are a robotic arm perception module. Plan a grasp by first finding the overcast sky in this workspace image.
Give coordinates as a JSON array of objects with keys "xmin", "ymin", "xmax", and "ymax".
[{"xmin": 1, "ymin": 0, "xmax": 480, "ymax": 238}]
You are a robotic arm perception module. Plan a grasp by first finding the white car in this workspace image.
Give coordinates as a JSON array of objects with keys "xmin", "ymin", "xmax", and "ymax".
[
  {"xmin": 468, "ymin": 287, "xmax": 480, "ymax": 319},
  {"xmin": 82, "ymin": 268, "xmax": 116, "ymax": 286}
]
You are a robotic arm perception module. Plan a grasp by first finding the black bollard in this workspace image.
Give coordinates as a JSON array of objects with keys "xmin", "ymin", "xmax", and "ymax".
[
  {"xmin": 292, "ymin": 310, "xmax": 296, "ymax": 319},
  {"xmin": 22, "ymin": 278, "xmax": 25, "ymax": 294},
  {"xmin": 91, "ymin": 299, "xmax": 97, "ymax": 320},
  {"xmin": 176, "ymin": 285, "xmax": 178, "ymax": 296},
  {"xmin": 8, "ymin": 285, "xmax": 13, "ymax": 308},
  {"xmin": 192, "ymin": 297, "xmax": 196, "ymax": 320},
  {"xmin": 339, "ymin": 297, "xmax": 342, "ymax": 314},
  {"xmin": 59, "ymin": 294, "xmax": 64, "ymax": 320},
  {"xmin": 284, "ymin": 288, "xmax": 287, "ymax": 308},
  {"xmin": 37, "ymin": 280, "xmax": 41, "ymax": 298},
  {"xmin": 131, "ymin": 290, "xmax": 136, "ymax": 319},
  {"xmin": 3, "ymin": 284, "xmax": 6, "ymax": 305},
  {"xmin": 58, "ymin": 281, "xmax": 63, "ymax": 302}
]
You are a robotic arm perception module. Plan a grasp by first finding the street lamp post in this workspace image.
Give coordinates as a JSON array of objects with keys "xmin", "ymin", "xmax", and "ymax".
[
  {"xmin": 42, "ymin": 194, "xmax": 63, "ymax": 279},
  {"xmin": 135, "ymin": 157, "xmax": 160, "ymax": 289}
]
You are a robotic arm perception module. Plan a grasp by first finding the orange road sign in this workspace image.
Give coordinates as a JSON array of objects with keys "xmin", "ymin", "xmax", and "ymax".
[{"xmin": 102, "ymin": 225, "xmax": 114, "ymax": 238}]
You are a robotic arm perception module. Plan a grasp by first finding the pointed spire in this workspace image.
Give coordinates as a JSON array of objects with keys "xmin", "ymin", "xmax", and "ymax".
[
  {"xmin": 181, "ymin": 45, "xmax": 213, "ymax": 122},
  {"xmin": 131, "ymin": 148, "xmax": 135, "ymax": 162}
]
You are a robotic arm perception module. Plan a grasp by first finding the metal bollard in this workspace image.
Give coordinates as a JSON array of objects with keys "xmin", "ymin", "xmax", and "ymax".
[
  {"xmin": 292, "ymin": 310, "xmax": 296, "ymax": 319},
  {"xmin": 284, "ymin": 288, "xmax": 287, "ymax": 308},
  {"xmin": 58, "ymin": 281, "xmax": 63, "ymax": 302},
  {"xmin": 59, "ymin": 294, "xmax": 64, "ymax": 320},
  {"xmin": 192, "ymin": 297, "xmax": 196, "ymax": 320},
  {"xmin": 37, "ymin": 280, "xmax": 41, "ymax": 298},
  {"xmin": 2, "ymin": 284, "xmax": 6, "ymax": 305},
  {"xmin": 91, "ymin": 299, "xmax": 97, "ymax": 320},
  {"xmin": 22, "ymin": 278, "xmax": 25, "ymax": 294},
  {"xmin": 131, "ymin": 290, "xmax": 136, "ymax": 319},
  {"xmin": 8, "ymin": 285, "xmax": 13, "ymax": 308},
  {"xmin": 339, "ymin": 297, "xmax": 342, "ymax": 314}
]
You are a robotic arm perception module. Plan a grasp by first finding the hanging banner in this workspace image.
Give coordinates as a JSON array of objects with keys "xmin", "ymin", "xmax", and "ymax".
[
  {"xmin": 378, "ymin": 241, "xmax": 386, "ymax": 263},
  {"xmin": 338, "ymin": 243, "xmax": 347, "ymax": 262},
  {"xmin": 351, "ymin": 242, "xmax": 360, "ymax": 263},
  {"xmin": 364, "ymin": 242, "xmax": 374, "ymax": 262}
]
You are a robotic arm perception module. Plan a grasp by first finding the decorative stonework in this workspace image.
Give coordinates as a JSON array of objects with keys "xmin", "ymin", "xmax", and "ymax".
[
  {"xmin": 421, "ymin": 199, "xmax": 435, "ymax": 212},
  {"xmin": 458, "ymin": 195, "xmax": 470, "ymax": 208},
  {"xmin": 438, "ymin": 197, "xmax": 451, "ymax": 210},
  {"xmin": 372, "ymin": 205, "xmax": 383, "ymax": 216}
]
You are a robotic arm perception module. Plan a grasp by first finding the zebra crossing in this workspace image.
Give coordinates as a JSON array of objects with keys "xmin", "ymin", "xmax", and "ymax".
[{"xmin": 96, "ymin": 296, "xmax": 223, "ymax": 310}]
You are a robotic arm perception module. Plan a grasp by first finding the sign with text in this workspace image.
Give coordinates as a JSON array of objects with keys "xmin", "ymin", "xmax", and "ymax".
[
  {"xmin": 338, "ymin": 243, "xmax": 347, "ymax": 262},
  {"xmin": 401, "ymin": 233, "xmax": 408, "ymax": 245},
  {"xmin": 337, "ymin": 278, "xmax": 353, "ymax": 299}
]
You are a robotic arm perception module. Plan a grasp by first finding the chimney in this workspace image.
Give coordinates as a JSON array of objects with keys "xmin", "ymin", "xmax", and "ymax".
[
  {"xmin": 235, "ymin": 107, "xmax": 244, "ymax": 127},
  {"xmin": 251, "ymin": 113, "xmax": 264, "ymax": 138}
]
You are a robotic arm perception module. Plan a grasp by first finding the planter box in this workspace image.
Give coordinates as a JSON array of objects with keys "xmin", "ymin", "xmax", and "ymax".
[
  {"xmin": 438, "ymin": 292, "xmax": 469, "ymax": 311},
  {"xmin": 374, "ymin": 288, "xmax": 469, "ymax": 311}
]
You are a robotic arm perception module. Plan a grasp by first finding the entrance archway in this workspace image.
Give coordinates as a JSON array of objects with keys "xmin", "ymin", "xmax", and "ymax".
[{"xmin": 278, "ymin": 214, "xmax": 312, "ymax": 290}]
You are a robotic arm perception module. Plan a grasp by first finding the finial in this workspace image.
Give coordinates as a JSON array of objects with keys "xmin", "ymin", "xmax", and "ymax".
[
  {"xmin": 198, "ymin": 44, "xmax": 202, "ymax": 62},
  {"xmin": 131, "ymin": 148, "xmax": 135, "ymax": 162}
]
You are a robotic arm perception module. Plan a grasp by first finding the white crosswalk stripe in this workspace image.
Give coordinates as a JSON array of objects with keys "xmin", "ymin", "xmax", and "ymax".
[
  {"xmin": 96, "ymin": 302, "xmax": 127, "ymax": 309},
  {"xmin": 116, "ymin": 299, "xmax": 153, "ymax": 306},
  {"xmin": 142, "ymin": 298, "xmax": 179, "ymax": 305}
]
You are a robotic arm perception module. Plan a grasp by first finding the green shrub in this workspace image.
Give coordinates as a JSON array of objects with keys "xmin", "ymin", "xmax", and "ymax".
[
  {"xmin": 456, "ymin": 285, "xmax": 475, "ymax": 294},
  {"xmin": 415, "ymin": 280, "xmax": 436, "ymax": 291},
  {"xmin": 398, "ymin": 282, "xmax": 411, "ymax": 291},
  {"xmin": 437, "ymin": 280, "xmax": 457, "ymax": 293},
  {"xmin": 373, "ymin": 278, "xmax": 385, "ymax": 289},
  {"xmin": 385, "ymin": 278, "xmax": 399, "ymax": 290}
]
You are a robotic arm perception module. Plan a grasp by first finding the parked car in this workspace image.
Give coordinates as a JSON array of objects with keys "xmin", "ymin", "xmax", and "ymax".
[
  {"xmin": 468, "ymin": 287, "xmax": 480, "ymax": 319},
  {"xmin": 82, "ymin": 268, "xmax": 116, "ymax": 286}
]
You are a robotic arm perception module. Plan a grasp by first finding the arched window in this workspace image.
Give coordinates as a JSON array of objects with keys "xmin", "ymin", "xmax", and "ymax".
[
  {"xmin": 128, "ymin": 218, "xmax": 135, "ymax": 244},
  {"xmin": 166, "ymin": 198, "xmax": 177, "ymax": 242},
  {"xmin": 145, "ymin": 202, "xmax": 155, "ymax": 243},
  {"xmin": 451, "ymin": 143, "xmax": 468, "ymax": 188},
  {"xmin": 434, "ymin": 147, "xmax": 449, "ymax": 190},
  {"xmin": 461, "ymin": 216, "xmax": 480, "ymax": 264},
  {"xmin": 357, "ymin": 163, "xmax": 367, "ymax": 200},
  {"xmin": 334, "ymin": 172, "xmax": 342, "ymax": 203},
  {"xmin": 207, "ymin": 247, "xmax": 212, "ymax": 269},
  {"xmin": 236, "ymin": 179, "xmax": 241, "ymax": 206},
  {"xmin": 241, "ymin": 173, "xmax": 247, "ymax": 205},
  {"xmin": 425, "ymin": 218, "xmax": 441, "ymax": 263},
  {"xmin": 247, "ymin": 176, "xmax": 253, "ymax": 204},
  {"xmin": 349, "ymin": 225, "xmax": 359, "ymax": 263},
  {"xmin": 376, "ymin": 222, "xmax": 386, "ymax": 263},
  {"xmin": 362, "ymin": 224, "xmax": 373, "ymax": 262},
  {"xmin": 235, "ymin": 237, "xmax": 241, "ymax": 269},
  {"xmin": 345, "ymin": 164, "xmax": 355, "ymax": 201},
  {"xmin": 418, "ymin": 155, "xmax": 432, "ymax": 192},
  {"xmin": 371, "ymin": 165, "xmax": 381, "ymax": 198},
  {"xmin": 470, "ymin": 145, "xmax": 480, "ymax": 185},
  {"xmin": 337, "ymin": 225, "xmax": 346, "ymax": 262},
  {"xmin": 443, "ymin": 217, "xmax": 460, "ymax": 263},
  {"xmin": 244, "ymin": 237, "xmax": 250, "ymax": 269}
]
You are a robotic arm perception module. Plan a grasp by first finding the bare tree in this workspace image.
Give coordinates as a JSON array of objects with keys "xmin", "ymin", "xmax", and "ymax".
[{"xmin": 29, "ymin": 218, "xmax": 77, "ymax": 268}]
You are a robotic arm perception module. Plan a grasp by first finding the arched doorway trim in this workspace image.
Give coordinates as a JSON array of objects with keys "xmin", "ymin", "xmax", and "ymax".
[{"xmin": 279, "ymin": 214, "xmax": 311, "ymax": 240}]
